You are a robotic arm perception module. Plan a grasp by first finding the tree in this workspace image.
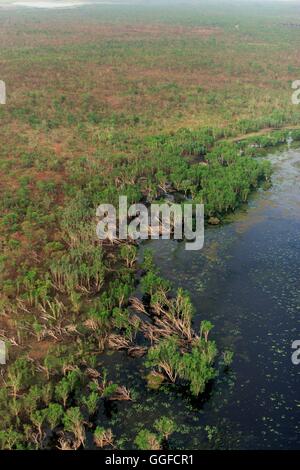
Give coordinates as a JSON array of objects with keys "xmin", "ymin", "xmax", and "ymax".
[
  {"xmin": 0, "ymin": 428, "xmax": 24, "ymax": 450},
  {"xmin": 146, "ymin": 334, "xmax": 217, "ymax": 397},
  {"xmin": 81, "ymin": 391, "xmax": 99, "ymax": 416},
  {"xmin": 141, "ymin": 249, "xmax": 156, "ymax": 272},
  {"xmin": 23, "ymin": 385, "xmax": 41, "ymax": 415},
  {"xmin": 146, "ymin": 337, "xmax": 181, "ymax": 383},
  {"xmin": 179, "ymin": 340, "xmax": 217, "ymax": 396},
  {"xmin": 55, "ymin": 378, "xmax": 71, "ymax": 408},
  {"xmin": 6, "ymin": 357, "xmax": 33, "ymax": 398},
  {"xmin": 154, "ymin": 417, "xmax": 175, "ymax": 441},
  {"xmin": 102, "ymin": 382, "xmax": 118, "ymax": 399},
  {"xmin": 200, "ymin": 320, "xmax": 214, "ymax": 342},
  {"xmin": 63, "ymin": 407, "xmax": 85, "ymax": 449},
  {"xmin": 55, "ymin": 370, "xmax": 82, "ymax": 407},
  {"xmin": 45, "ymin": 403, "xmax": 64, "ymax": 430},
  {"xmin": 41, "ymin": 383, "xmax": 53, "ymax": 406},
  {"xmin": 120, "ymin": 245, "xmax": 137, "ymax": 268},
  {"xmin": 30, "ymin": 409, "xmax": 47, "ymax": 440},
  {"xmin": 94, "ymin": 427, "xmax": 113, "ymax": 448},
  {"xmin": 141, "ymin": 271, "xmax": 171, "ymax": 296},
  {"xmin": 134, "ymin": 430, "xmax": 161, "ymax": 450},
  {"xmin": 222, "ymin": 350, "xmax": 234, "ymax": 367}
]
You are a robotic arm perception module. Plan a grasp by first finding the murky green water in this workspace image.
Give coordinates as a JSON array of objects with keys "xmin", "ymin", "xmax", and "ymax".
[{"xmin": 96, "ymin": 147, "xmax": 300, "ymax": 450}]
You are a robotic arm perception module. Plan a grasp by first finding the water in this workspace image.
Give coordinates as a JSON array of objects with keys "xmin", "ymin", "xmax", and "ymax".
[{"xmin": 96, "ymin": 147, "xmax": 300, "ymax": 450}]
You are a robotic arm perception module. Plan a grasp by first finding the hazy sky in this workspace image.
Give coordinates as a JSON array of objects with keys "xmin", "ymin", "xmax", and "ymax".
[{"xmin": 0, "ymin": 0, "xmax": 299, "ymax": 8}]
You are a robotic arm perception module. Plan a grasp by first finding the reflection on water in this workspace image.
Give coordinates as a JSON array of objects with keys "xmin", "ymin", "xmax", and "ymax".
[{"xmin": 96, "ymin": 147, "xmax": 300, "ymax": 450}]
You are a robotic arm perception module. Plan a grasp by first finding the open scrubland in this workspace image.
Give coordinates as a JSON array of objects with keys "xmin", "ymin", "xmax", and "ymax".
[{"xmin": 0, "ymin": 1, "xmax": 299, "ymax": 449}]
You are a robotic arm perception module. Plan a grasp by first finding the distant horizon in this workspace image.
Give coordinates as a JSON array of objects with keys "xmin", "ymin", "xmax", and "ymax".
[{"xmin": 0, "ymin": 0, "xmax": 299, "ymax": 5}]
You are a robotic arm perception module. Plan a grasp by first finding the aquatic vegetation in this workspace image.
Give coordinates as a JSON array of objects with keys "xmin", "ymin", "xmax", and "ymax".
[
  {"xmin": 120, "ymin": 245, "xmax": 138, "ymax": 268},
  {"xmin": 62, "ymin": 407, "xmax": 86, "ymax": 449},
  {"xmin": 135, "ymin": 416, "xmax": 176, "ymax": 450},
  {"xmin": 81, "ymin": 391, "xmax": 99, "ymax": 416},
  {"xmin": 134, "ymin": 429, "xmax": 161, "ymax": 451},
  {"xmin": 154, "ymin": 417, "xmax": 176, "ymax": 441},
  {"xmin": 146, "ymin": 337, "xmax": 182, "ymax": 383},
  {"xmin": 141, "ymin": 270, "xmax": 171, "ymax": 296},
  {"xmin": 146, "ymin": 336, "xmax": 217, "ymax": 396},
  {"xmin": 200, "ymin": 320, "xmax": 214, "ymax": 343},
  {"xmin": 179, "ymin": 338, "xmax": 217, "ymax": 396},
  {"xmin": 94, "ymin": 427, "xmax": 114, "ymax": 448},
  {"xmin": 205, "ymin": 425, "xmax": 218, "ymax": 443},
  {"xmin": 146, "ymin": 371, "xmax": 165, "ymax": 390},
  {"xmin": 222, "ymin": 350, "xmax": 234, "ymax": 367}
]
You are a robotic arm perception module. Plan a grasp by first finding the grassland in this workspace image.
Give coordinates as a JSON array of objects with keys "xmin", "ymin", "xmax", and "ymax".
[{"xmin": 0, "ymin": 1, "xmax": 300, "ymax": 450}]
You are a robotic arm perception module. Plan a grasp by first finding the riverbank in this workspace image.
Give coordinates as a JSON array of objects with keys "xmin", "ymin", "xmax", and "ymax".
[
  {"xmin": 145, "ymin": 145, "xmax": 300, "ymax": 449},
  {"xmin": 0, "ymin": 124, "xmax": 295, "ymax": 450}
]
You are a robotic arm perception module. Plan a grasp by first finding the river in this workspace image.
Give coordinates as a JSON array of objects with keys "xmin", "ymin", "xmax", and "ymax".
[{"xmin": 97, "ymin": 145, "xmax": 300, "ymax": 450}]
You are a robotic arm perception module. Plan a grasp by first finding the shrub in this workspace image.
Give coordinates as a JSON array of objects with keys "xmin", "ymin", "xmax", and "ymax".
[
  {"xmin": 6, "ymin": 358, "xmax": 34, "ymax": 398},
  {"xmin": 154, "ymin": 417, "xmax": 175, "ymax": 440},
  {"xmin": 63, "ymin": 407, "xmax": 85, "ymax": 448},
  {"xmin": 81, "ymin": 391, "xmax": 99, "ymax": 416},
  {"xmin": 222, "ymin": 350, "xmax": 234, "ymax": 367},
  {"xmin": 134, "ymin": 429, "xmax": 161, "ymax": 450},
  {"xmin": 94, "ymin": 427, "xmax": 113, "ymax": 448},
  {"xmin": 120, "ymin": 245, "xmax": 137, "ymax": 268},
  {"xmin": 45, "ymin": 403, "xmax": 64, "ymax": 430}
]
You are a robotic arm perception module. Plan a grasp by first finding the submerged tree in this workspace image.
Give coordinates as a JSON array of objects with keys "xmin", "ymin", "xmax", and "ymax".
[
  {"xmin": 62, "ymin": 407, "xmax": 86, "ymax": 449},
  {"xmin": 179, "ymin": 339, "xmax": 217, "ymax": 396},
  {"xmin": 93, "ymin": 427, "xmax": 113, "ymax": 448},
  {"xmin": 146, "ymin": 336, "xmax": 181, "ymax": 383},
  {"xmin": 200, "ymin": 320, "xmax": 214, "ymax": 343},
  {"xmin": 134, "ymin": 429, "xmax": 161, "ymax": 451},
  {"xmin": 222, "ymin": 350, "xmax": 234, "ymax": 367},
  {"xmin": 120, "ymin": 244, "xmax": 137, "ymax": 268},
  {"xmin": 154, "ymin": 417, "xmax": 175, "ymax": 441},
  {"xmin": 146, "ymin": 335, "xmax": 217, "ymax": 397}
]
